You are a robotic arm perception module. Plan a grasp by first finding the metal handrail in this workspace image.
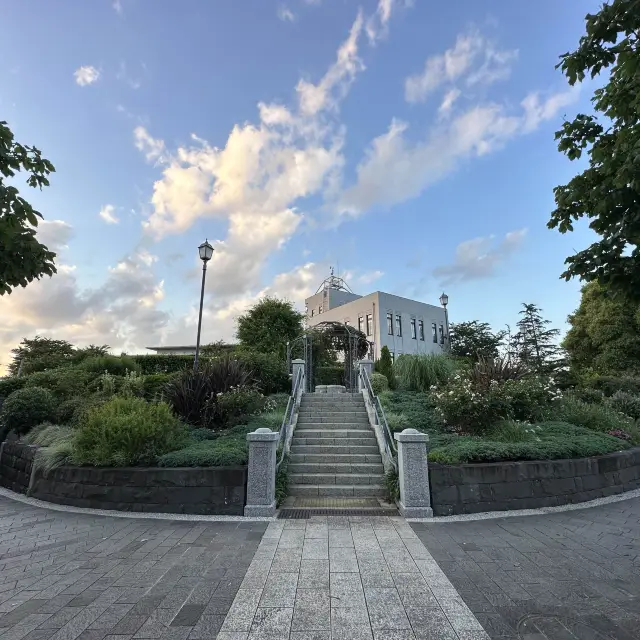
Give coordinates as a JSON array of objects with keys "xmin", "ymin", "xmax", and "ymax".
[
  {"xmin": 359, "ymin": 367, "xmax": 397, "ymax": 472},
  {"xmin": 276, "ymin": 366, "xmax": 304, "ymax": 471}
]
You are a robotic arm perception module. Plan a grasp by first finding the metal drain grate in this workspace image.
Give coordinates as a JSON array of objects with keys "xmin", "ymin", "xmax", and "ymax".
[{"xmin": 278, "ymin": 508, "xmax": 398, "ymax": 519}]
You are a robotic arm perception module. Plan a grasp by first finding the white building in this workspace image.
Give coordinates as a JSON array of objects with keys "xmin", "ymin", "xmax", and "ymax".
[{"xmin": 305, "ymin": 272, "xmax": 449, "ymax": 361}]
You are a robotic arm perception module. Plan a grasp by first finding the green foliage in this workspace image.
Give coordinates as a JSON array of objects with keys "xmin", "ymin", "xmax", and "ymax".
[
  {"xmin": 379, "ymin": 391, "xmax": 444, "ymax": 434},
  {"xmin": 563, "ymin": 283, "xmax": 640, "ymax": 375},
  {"xmin": 236, "ymin": 296, "xmax": 304, "ymax": 357},
  {"xmin": 234, "ymin": 350, "xmax": 290, "ymax": 394},
  {"xmin": 371, "ymin": 372, "xmax": 389, "ymax": 395},
  {"xmin": 132, "ymin": 354, "xmax": 193, "ymax": 375},
  {"xmin": 0, "ymin": 122, "xmax": 57, "ymax": 296},
  {"xmin": 73, "ymin": 397, "xmax": 185, "ymax": 467},
  {"xmin": 586, "ymin": 374, "xmax": 640, "ymax": 396},
  {"xmin": 79, "ymin": 355, "xmax": 140, "ymax": 376},
  {"xmin": 216, "ymin": 388, "xmax": 266, "ymax": 427},
  {"xmin": 383, "ymin": 411, "xmax": 410, "ymax": 433},
  {"xmin": 55, "ymin": 396, "xmax": 86, "ymax": 425},
  {"xmin": 384, "ymin": 469, "xmax": 400, "ymax": 503},
  {"xmin": 429, "ymin": 422, "xmax": 629, "ymax": 464},
  {"xmin": 268, "ymin": 393, "xmax": 291, "ymax": 410},
  {"xmin": 70, "ymin": 344, "xmax": 110, "ymax": 363},
  {"xmin": 316, "ymin": 365, "xmax": 344, "ymax": 386},
  {"xmin": 23, "ymin": 422, "xmax": 72, "ymax": 447},
  {"xmin": 393, "ymin": 353, "xmax": 455, "ymax": 392},
  {"xmin": 606, "ymin": 391, "xmax": 640, "ymax": 420},
  {"xmin": 0, "ymin": 375, "xmax": 27, "ymax": 399},
  {"xmin": 511, "ymin": 303, "xmax": 564, "ymax": 374},
  {"xmin": 551, "ymin": 393, "xmax": 633, "ymax": 433},
  {"xmin": 119, "ymin": 370, "xmax": 145, "ymax": 397},
  {"xmin": 9, "ymin": 336, "xmax": 75, "ymax": 375},
  {"xmin": 142, "ymin": 373, "xmax": 178, "ymax": 400},
  {"xmin": 24, "ymin": 367, "xmax": 94, "ymax": 399},
  {"xmin": 24, "ymin": 424, "xmax": 75, "ymax": 474},
  {"xmin": 0, "ymin": 386, "xmax": 56, "ymax": 436},
  {"xmin": 469, "ymin": 355, "xmax": 528, "ymax": 389},
  {"xmin": 547, "ymin": 2, "xmax": 640, "ymax": 298},
  {"xmin": 572, "ymin": 387, "xmax": 606, "ymax": 405},
  {"xmin": 275, "ymin": 456, "xmax": 289, "ymax": 506},
  {"xmin": 489, "ymin": 419, "xmax": 540, "ymax": 443},
  {"xmin": 449, "ymin": 321, "xmax": 505, "ymax": 363},
  {"xmin": 375, "ymin": 346, "xmax": 396, "ymax": 390}
]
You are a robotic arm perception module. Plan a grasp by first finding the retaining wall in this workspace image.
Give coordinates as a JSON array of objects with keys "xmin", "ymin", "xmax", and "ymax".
[
  {"xmin": 429, "ymin": 447, "xmax": 640, "ymax": 515},
  {"xmin": 0, "ymin": 442, "xmax": 38, "ymax": 494}
]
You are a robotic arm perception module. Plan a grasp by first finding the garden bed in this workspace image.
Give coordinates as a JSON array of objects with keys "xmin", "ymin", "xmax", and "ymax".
[{"xmin": 429, "ymin": 446, "xmax": 640, "ymax": 516}]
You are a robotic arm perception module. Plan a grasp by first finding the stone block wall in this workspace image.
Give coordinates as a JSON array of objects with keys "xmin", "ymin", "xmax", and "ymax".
[
  {"xmin": 30, "ymin": 466, "xmax": 248, "ymax": 515},
  {"xmin": 0, "ymin": 442, "xmax": 38, "ymax": 494},
  {"xmin": 429, "ymin": 447, "xmax": 640, "ymax": 516}
]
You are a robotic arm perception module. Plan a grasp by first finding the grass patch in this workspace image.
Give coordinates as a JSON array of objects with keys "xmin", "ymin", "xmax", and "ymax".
[{"xmin": 379, "ymin": 391, "xmax": 445, "ymax": 434}]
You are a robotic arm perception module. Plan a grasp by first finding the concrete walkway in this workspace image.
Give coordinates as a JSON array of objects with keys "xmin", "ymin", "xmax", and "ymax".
[{"xmin": 216, "ymin": 516, "xmax": 488, "ymax": 639}]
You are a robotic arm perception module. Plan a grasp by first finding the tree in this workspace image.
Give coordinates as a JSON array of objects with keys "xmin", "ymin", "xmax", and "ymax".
[
  {"xmin": 511, "ymin": 304, "xmax": 564, "ymax": 374},
  {"xmin": 236, "ymin": 297, "xmax": 304, "ymax": 356},
  {"xmin": 548, "ymin": 1, "xmax": 640, "ymax": 299},
  {"xmin": 449, "ymin": 321, "xmax": 506, "ymax": 363},
  {"xmin": 563, "ymin": 281, "xmax": 640, "ymax": 375},
  {"xmin": 374, "ymin": 345, "xmax": 396, "ymax": 390},
  {"xmin": 9, "ymin": 336, "xmax": 75, "ymax": 375},
  {"xmin": 0, "ymin": 121, "xmax": 57, "ymax": 295}
]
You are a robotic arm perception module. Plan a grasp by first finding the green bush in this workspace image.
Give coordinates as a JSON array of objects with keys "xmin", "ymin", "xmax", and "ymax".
[
  {"xmin": 267, "ymin": 393, "xmax": 290, "ymax": 410},
  {"xmin": 489, "ymin": 419, "xmax": 539, "ymax": 443},
  {"xmin": 606, "ymin": 391, "xmax": 640, "ymax": 420},
  {"xmin": 394, "ymin": 354, "xmax": 455, "ymax": 392},
  {"xmin": 73, "ymin": 396, "xmax": 186, "ymax": 466},
  {"xmin": 25, "ymin": 367, "xmax": 94, "ymax": 399},
  {"xmin": 551, "ymin": 394, "xmax": 633, "ymax": 433},
  {"xmin": 384, "ymin": 469, "xmax": 400, "ymax": 502},
  {"xmin": 429, "ymin": 422, "xmax": 629, "ymax": 464},
  {"xmin": 56, "ymin": 396, "xmax": 86, "ymax": 425},
  {"xmin": 586, "ymin": 375, "xmax": 640, "ymax": 397},
  {"xmin": 371, "ymin": 372, "xmax": 389, "ymax": 395},
  {"xmin": 572, "ymin": 387, "xmax": 606, "ymax": 405},
  {"xmin": 375, "ymin": 346, "xmax": 396, "ymax": 390},
  {"xmin": 79, "ymin": 355, "xmax": 140, "ymax": 376},
  {"xmin": 315, "ymin": 365, "xmax": 344, "ymax": 386},
  {"xmin": 132, "ymin": 354, "xmax": 193, "ymax": 375},
  {"xmin": 142, "ymin": 373, "xmax": 178, "ymax": 400},
  {"xmin": 23, "ymin": 424, "xmax": 75, "ymax": 474},
  {"xmin": 0, "ymin": 376, "xmax": 27, "ymax": 399},
  {"xmin": 276, "ymin": 456, "xmax": 289, "ymax": 506},
  {"xmin": 216, "ymin": 388, "xmax": 266, "ymax": 427},
  {"xmin": 119, "ymin": 370, "xmax": 145, "ymax": 397},
  {"xmin": 384, "ymin": 411, "xmax": 410, "ymax": 433},
  {"xmin": 23, "ymin": 423, "xmax": 72, "ymax": 447},
  {"xmin": 0, "ymin": 387, "xmax": 57, "ymax": 437},
  {"xmin": 379, "ymin": 391, "xmax": 444, "ymax": 433},
  {"xmin": 235, "ymin": 351, "xmax": 290, "ymax": 394}
]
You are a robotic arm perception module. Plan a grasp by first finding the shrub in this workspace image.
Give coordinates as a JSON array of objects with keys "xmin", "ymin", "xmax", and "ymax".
[
  {"xmin": 551, "ymin": 394, "xmax": 633, "ymax": 433},
  {"xmin": 119, "ymin": 370, "xmax": 145, "ymax": 397},
  {"xmin": 384, "ymin": 411, "xmax": 410, "ymax": 433},
  {"xmin": 384, "ymin": 469, "xmax": 400, "ymax": 503},
  {"xmin": 394, "ymin": 354, "xmax": 455, "ymax": 392},
  {"xmin": 0, "ymin": 376, "xmax": 27, "ymax": 399},
  {"xmin": 267, "ymin": 393, "xmax": 290, "ymax": 410},
  {"xmin": 586, "ymin": 375, "xmax": 640, "ymax": 397},
  {"xmin": 24, "ymin": 424, "xmax": 75, "ymax": 473},
  {"xmin": 25, "ymin": 367, "xmax": 94, "ymax": 399},
  {"xmin": 375, "ymin": 347, "xmax": 396, "ymax": 390},
  {"xmin": 429, "ymin": 421, "xmax": 629, "ymax": 464},
  {"xmin": 470, "ymin": 355, "xmax": 528, "ymax": 389},
  {"xmin": 142, "ymin": 373, "xmax": 178, "ymax": 401},
  {"xmin": 23, "ymin": 423, "xmax": 72, "ymax": 447},
  {"xmin": 379, "ymin": 391, "xmax": 444, "ymax": 433},
  {"xmin": 276, "ymin": 456, "xmax": 289, "ymax": 506},
  {"xmin": 133, "ymin": 354, "xmax": 193, "ymax": 375},
  {"xmin": 316, "ymin": 365, "xmax": 344, "ymax": 386},
  {"xmin": 0, "ymin": 387, "xmax": 56, "ymax": 437},
  {"xmin": 216, "ymin": 388, "xmax": 266, "ymax": 426},
  {"xmin": 490, "ymin": 419, "xmax": 539, "ymax": 443},
  {"xmin": 234, "ymin": 350, "xmax": 290, "ymax": 394},
  {"xmin": 606, "ymin": 391, "xmax": 640, "ymax": 420},
  {"xmin": 56, "ymin": 396, "xmax": 87, "ymax": 425},
  {"xmin": 371, "ymin": 372, "xmax": 389, "ymax": 395},
  {"xmin": 572, "ymin": 387, "xmax": 606, "ymax": 405},
  {"xmin": 73, "ymin": 397, "xmax": 186, "ymax": 466},
  {"xmin": 79, "ymin": 355, "xmax": 140, "ymax": 376}
]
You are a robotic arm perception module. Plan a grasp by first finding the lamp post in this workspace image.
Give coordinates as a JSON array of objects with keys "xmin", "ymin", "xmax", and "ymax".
[
  {"xmin": 193, "ymin": 240, "xmax": 214, "ymax": 371},
  {"xmin": 439, "ymin": 292, "xmax": 450, "ymax": 352}
]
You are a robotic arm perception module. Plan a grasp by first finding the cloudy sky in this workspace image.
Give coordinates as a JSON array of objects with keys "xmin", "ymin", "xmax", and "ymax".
[{"xmin": 0, "ymin": 0, "xmax": 600, "ymax": 373}]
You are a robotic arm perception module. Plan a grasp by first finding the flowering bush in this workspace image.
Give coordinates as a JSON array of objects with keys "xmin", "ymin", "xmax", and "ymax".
[
  {"xmin": 213, "ymin": 387, "xmax": 266, "ymax": 427},
  {"xmin": 119, "ymin": 369, "xmax": 145, "ymax": 397}
]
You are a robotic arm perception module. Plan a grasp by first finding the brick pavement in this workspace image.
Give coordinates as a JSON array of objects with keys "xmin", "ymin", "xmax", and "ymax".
[
  {"xmin": 411, "ymin": 498, "xmax": 640, "ymax": 640},
  {"xmin": 0, "ymin": 495, "xmax": 267, "ymax": 639}
]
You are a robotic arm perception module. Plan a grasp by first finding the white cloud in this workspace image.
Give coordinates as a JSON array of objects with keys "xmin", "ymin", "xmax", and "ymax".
[
  {"xmin": 433, "ymin": 229, "xmax": 527, "ymax": 285},
  {"xmin": 277, "ymin": 4, "xmax": 295, "ymax": 22},
  {"xmin": 99, "ymin": 204, "xmax": 119, "ymax": 225},
  {"xmin": 358, "ymin": 270, "xmax": 384, "ymax": 285},
  {"xmin": 134, "ymin": 126, "xmax": 166, "ymax": 163},
  {"xmin": 338, "ymin": 87, "xmax": 577, "ymax": 216},
  {"xmin": 37, "ymin": 220, "xmax": 73, "ymax": 252},
  {"xmin": 74, "ymin": 65, "xmax": 100, "ymax": 86},
  {"xmin": 404, "ymin": 30, "xmax": 517, "ymax": 103},
  {"xmin": 439, "ymin": 88, "xmax": 461, "ymax": 116},
  {"xmin": 366, "ymin": 0, "xmax": 412, "ymax": 44}
]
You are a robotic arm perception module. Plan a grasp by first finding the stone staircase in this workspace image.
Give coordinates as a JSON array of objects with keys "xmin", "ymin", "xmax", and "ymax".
[{"xmin": 288, "ymin": 391, "xmax": 386, "ymax": 498}]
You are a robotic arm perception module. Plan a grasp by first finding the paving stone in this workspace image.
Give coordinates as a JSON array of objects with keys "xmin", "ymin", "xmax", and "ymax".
[
  {"xmin": 185, "ymin": 614, "xmax": 224, "ymax": 639},
  {"xmin": 248, "ymin": 606, "xmax": 293, "ymax": 638},
  {"xmin": 258, "ymin": 573, "xmax": 298, "ymax": 608}
]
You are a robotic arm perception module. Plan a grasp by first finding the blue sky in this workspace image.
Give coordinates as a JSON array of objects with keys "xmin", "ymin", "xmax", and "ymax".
[{"xmin": 0, "ymin": 0, "xmax": 601, "ymax": 370}]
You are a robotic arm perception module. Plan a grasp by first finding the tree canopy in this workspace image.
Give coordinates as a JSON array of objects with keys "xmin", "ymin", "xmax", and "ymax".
[
  {"xmin": 449, "ymin": 321, "xmax": 505, "ymax": 363},
  {"xmin": 511, "ymin": 304, "xmax": 564, "ymax": 374},
  {"xmin": 0, "ymin": 121, "xmax": 57, "ymax": 295},
  {"xmin": 563, "ymin": 281, "xmax": 640, "ymax": 375},
  {"xmin": 548, "ymin": 0, "xmax": 640, "ymax": 299},
  {"xmin": 236, "ymin": 296, "xmax": 304, "ymax": 356},
  {"xmin": 9, "ymin": 336, "xmax": 75, "ymax": 375}
]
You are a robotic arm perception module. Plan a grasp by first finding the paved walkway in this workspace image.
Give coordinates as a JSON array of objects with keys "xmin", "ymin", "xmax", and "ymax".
[
  {"xmin": 217, "ymin": 516, "xmax": 487, "ymax": 639},
  {"xmin": 412, "ymin": 498, "xmax": 640, "ymax": 639}
]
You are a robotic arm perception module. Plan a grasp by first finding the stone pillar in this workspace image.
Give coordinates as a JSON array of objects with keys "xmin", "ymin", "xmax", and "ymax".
[
  {"xmin": 358, "ymin": 359, "xmax": 373, "ymax": 391},
  {"xmin": 394, "ymin": 428, "xmax": 433, "ymax": 518},
  {"xmin": 292, "ymin": 359, "xmax": 305, "ymax": 394},
  {"xmin": 244, "ymin": 428, "xmax": 279, "ymax": 517}
]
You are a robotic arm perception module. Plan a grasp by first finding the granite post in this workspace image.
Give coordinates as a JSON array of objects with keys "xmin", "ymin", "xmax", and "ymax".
[
  {"xmin": 244, "ymin": 427, "xmax": 279, "ymax": 517},
  {"xmin": 292, "ymin": 359, "xmax": 305, "ymax": 394},
  {"xmin": 358, "ymin": 359, "xmax": 374, "ymax": 392},
  {"xmin": 394, "ymin": 428, "xmax": 433, "ymax": 517}
]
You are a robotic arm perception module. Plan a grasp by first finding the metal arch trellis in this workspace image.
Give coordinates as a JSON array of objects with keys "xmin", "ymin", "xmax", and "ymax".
[{"xmin": 287, "ymin": 321, "xmax": 372, "ymax": 393}]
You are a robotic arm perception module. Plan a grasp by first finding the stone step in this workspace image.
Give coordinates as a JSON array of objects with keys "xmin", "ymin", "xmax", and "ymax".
[
  {"xmin": 297, "ymin": 410, "xmax": 369, "ymax": 418},
  {"xmin": 296, "ymin": 422, "xmax": 371, "ymax": 430},
  {"xmin": 290, "ymin": 444, "xmax": 380, "ymax": 455},
  {"xmin": 297, "ymin": 417, "xmax": 369, "ymax": 425},
  {"xmin": 288, "ymin": 484, "xmax": 387, "ymax": 497},
  {"xmin": 289, "ymin": 473, "xmax": 384, "ymax": 485},
  {"xmin": 300, "ymin": 396, "xmax": 363, "ymax": 404},
  {"xmin": 291, "ymin": 437, "xmax": 377, "ymax": 447},
  {"xmin": 288, "ymin": 462, "xmax": 384, "ymax": 474},
  {"xmin": 290, "ymin": 453, "xmax": 383, "ymax": 464},
  {"xmin": 293, "ymin": 429, "xmax": 375, "ymax": 439}
]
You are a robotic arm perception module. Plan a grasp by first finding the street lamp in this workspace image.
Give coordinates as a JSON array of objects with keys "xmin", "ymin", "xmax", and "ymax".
[
  {"xmin": 439, "ymin": 292, "xmax": 450, "ymax": 352},
  {"xmin": 194, "ymin": 240, "xmax": 214, "ymax": 371}
]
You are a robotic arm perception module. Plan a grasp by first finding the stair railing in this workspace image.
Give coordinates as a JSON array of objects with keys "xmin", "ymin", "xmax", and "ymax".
[
  {"xmin": 276, "ymin": 366, "xmax": 304, "ymax": 471},
  {"xmin": 359, "ymin": 366, "xmax": 397, "ymax": 473}
]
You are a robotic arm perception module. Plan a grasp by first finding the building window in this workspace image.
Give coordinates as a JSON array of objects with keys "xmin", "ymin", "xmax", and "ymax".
[
  {"xmin": 410, "ymin": 319, "xmax": 417, "ymax": 339},
  {"xmin": 390, "ymin": 351, "xmax": 395, "ymax": 363},
  {"xmin": 395, "ymin": 314, "xmax": 402, "ymax": 337},
  {"xmin": 439, "ymin": 324, "xmax": 445, "ymax": 344},
  {"xmin": 358, "ymin": 316, "xmax": 364, "ymax": 333},
  {"xmin": 345, "ymin": 319, "xmax": 350, "ymax": 326},
  {"xmin": 432, "ymin": 323, "xmax": 438, "ymax": 343},
  {"xmin": 366, "ymin": 314, "xmax": 373, "ymax": 337},
  {"xmin": 311, "ymin": 309, "xmax": 315, "ymax": 317},
  {"xmin": 418, "ymin": 320, "xmax": 424, "ymax": 341},
  {"xmin": 318, "ymin": 306, "xmax": 323, "ymax": 314},
  {"xmin": 386, "ymin": 312, "xmax": 393, "ymax": 335}
]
